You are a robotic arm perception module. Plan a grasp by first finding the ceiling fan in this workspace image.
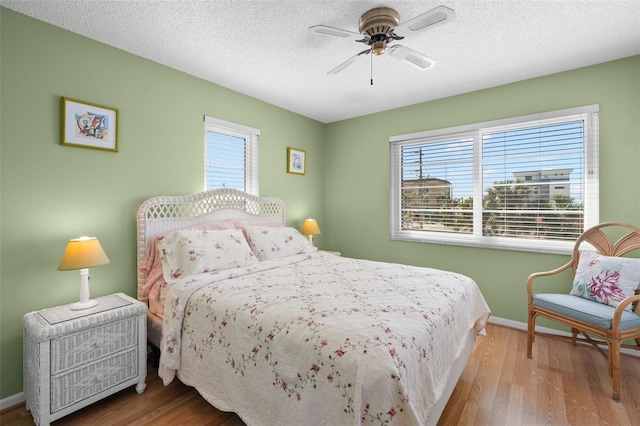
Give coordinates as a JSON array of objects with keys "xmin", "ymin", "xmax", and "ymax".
[{"xmin": 309, "ymin": 5, "xmax": 456, "ymax": 77}]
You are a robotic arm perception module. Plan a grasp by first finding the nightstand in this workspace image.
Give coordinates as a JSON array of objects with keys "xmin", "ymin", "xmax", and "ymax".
[{"xmin": 23, "ymin": 293, "xmax": 147, "ymax": 426}]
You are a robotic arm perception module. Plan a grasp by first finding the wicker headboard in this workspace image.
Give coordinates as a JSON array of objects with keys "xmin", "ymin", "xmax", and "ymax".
[{"xmin": 136, "ymin": 189, "xmax": 286, "ymax": 302}]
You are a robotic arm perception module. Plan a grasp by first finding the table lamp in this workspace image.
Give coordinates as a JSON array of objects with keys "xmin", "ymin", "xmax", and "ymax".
[
  {"xmin": 301, "ymin": 219, "xmax": 321, "ymax": 246},
  {"xmin": 58, "ymin": 236, "xmax": 110, "ymax": 310}
]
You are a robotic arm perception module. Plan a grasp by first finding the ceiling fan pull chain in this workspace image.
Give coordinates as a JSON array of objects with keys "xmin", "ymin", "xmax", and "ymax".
[{"xmin": 370, "ymin": 52, "xmax": 374, "ymax": 86}]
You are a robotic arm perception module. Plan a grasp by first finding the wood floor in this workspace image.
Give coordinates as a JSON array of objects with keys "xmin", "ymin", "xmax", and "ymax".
[{"xmin": 2, "ymin": 324, "xmax": 639, "ymax": 425}]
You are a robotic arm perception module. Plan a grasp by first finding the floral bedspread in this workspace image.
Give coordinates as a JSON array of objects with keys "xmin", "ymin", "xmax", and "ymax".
[{"xmin": 158, "ymin": 252, "xmax": 490, "ymax": 425}]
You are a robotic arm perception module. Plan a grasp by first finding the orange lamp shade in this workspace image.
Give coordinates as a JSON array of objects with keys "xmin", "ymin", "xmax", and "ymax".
[
  {"xmin": 301, "ymin": 219, "xmax": 321, "ymax": 236},
  {"xmin": 58, "ymin": 237, "xmax": 110, "ymax": 270}
]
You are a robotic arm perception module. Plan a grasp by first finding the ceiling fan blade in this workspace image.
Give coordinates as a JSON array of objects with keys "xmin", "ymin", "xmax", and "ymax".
[
  {"xmin": 393, "ymin": 5, "xmax": 456, "ymax": 37},
  {"xmin": 309, "ymin": 25, "xmax": 365, "ymax": 42},
  {"xmin": 327, "ymin": 49, "xmax": 371, "ymax": 75},
  {"xmin": 388, "ymin": 45, "xmax": 436, "ymax": 70}
]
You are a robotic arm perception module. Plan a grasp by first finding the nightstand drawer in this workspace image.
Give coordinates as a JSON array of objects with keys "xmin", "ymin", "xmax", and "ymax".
[
  {"xmin": 51, "ymin": 348, "xmax": 139, "ymax": 413},
  {"xmin": 51, "ymin": 317, "xmax": 138, "ymax": 374}
]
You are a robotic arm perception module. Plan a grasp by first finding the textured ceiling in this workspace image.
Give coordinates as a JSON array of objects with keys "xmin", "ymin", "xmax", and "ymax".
[{"xmin": 2, "ymin": 0, "xmax": 639, "ymax": 123}]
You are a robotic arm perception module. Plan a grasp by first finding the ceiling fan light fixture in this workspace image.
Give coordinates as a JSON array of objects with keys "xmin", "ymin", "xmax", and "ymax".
[{"xmin": 371, "ymin": 40, "xmax": 386, "ymax": 55}]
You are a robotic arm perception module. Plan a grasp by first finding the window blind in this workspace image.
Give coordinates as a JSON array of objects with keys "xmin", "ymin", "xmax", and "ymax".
[
  {"xmin": 481, "ymin": 113, "xmax": 598, "ymax": 242},
  {"xmin": 396, "ymin": 134, "xmax": 475, "ymax": 234},
  {"xmin": 204, "ymin": 116, "xmax": 259, "ymax": 195},
  {"xmin": 390, "ymin": 105, "xmax": 599, "ymax": 254}
]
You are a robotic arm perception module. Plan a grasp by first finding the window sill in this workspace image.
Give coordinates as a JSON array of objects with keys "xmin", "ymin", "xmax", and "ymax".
[{"xmin": 391, "ymin": 230, "xmax": 574, "ymax": 255}]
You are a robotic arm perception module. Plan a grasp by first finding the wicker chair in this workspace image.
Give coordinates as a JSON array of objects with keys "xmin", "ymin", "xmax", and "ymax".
[{"xmin": 527, "ymin": 222, "xmax": 640, "ymax": 401}]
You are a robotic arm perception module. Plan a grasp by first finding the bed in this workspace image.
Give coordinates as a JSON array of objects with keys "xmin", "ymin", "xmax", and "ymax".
[{"xmin": 137, "ymin": 189, "xmax": 490, "ymax": 425}]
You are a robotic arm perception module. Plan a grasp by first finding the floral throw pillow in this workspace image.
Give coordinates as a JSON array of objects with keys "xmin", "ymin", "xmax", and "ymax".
[
  {"xmin": 244, "ymin": 226, "xmax": 317, "ymax": 261},
  {"xmin": 157, "ymin": 229, "xmax": 257, "ymax": 281},
  {"xmin": 570, "ymin": 250, "xmax": 640, "ymax": 310}
]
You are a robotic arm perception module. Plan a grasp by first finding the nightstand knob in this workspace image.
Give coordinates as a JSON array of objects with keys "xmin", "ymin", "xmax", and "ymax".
[
  {"xmin": 93, "ymin": 339, "xmax": 104, "ymax": 347},
  {"xmin": 94, "ymin": 373, "xmax": 104, "ymax": 382}
]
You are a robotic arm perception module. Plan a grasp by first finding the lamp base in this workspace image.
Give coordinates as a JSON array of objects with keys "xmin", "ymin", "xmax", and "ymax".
[
  {"xmin": 71, "ymin": 299, "xmax": 98, "ymax": 311},
  {"xmin": 71, "ymin": 268, "xmax": 97, "ymax": 310}
]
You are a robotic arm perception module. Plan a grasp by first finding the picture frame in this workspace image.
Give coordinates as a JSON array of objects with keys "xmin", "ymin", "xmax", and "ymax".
[
  {"xmin": 287, "ymin": 147, "xmax": 306, "ymax": 175},
  {"xmin": 61, "ymin": 97, "xmax": 119, "ymax": 152}
]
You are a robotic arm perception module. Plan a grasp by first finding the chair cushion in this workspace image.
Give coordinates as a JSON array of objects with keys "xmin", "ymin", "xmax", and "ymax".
[
  {"xmin": 533, "ymin": 293, "xmax": 640, "ymax": 330},
  {"xmin": 570, "ymin": 250, "xmax": 640, "ymax": 310}
]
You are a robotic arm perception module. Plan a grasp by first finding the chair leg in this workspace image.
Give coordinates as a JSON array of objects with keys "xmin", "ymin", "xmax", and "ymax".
[
  {"xmin": 610, "ymin": 340, "xmax": 621, "ymax": 401},
  {"xmin": 527, "ymin": 308, "xmax": 535, "ymax": 358},
  {"xmin": 571, "ymin": 327, "xmax": 578, "ymax": 345}
]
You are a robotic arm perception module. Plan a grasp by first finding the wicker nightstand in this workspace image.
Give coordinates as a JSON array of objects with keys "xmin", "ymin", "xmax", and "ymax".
[{"xmin": 23, "ymin": 293, "xmax": 147, "ymax": 426}]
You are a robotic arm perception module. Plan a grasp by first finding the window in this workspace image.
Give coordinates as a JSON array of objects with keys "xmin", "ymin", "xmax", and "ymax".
[
  {"xmin": 390, "ymin": 105, "xmax": 599, "ymax": 254},
  {"xmin": 204, "ymin": 116, "xmax": 259, "ymax": 195}
]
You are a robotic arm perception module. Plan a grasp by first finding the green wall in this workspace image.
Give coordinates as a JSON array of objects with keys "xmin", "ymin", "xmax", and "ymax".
[
  {"xmin": 2, "ymin": 6, "xmax": 639, "ymax": 401},
  {"xmin": 0, "ymin": 8, "xmax": 325, "ymax": 399},
  {"xmin": 324, "ymin": 55, "xmax": 640, "ymax": 326}
]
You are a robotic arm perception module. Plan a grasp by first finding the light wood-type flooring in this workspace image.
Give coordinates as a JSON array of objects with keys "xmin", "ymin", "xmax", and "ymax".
[{"xmin": 2, "ymin": 324, "xmax": 639, "ymax": 425}]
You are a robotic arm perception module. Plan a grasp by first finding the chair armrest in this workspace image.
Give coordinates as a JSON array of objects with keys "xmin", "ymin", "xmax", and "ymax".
[
  {"xmin": 526, "ymin": 261, "xmax": 574, "ymax": 303},
  {"xmin": 612, "ymin": 292, "xmax": 640, "ymax": 330}
]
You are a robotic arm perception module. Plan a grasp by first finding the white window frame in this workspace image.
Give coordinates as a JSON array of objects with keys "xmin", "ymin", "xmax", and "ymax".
[
  {"xmin": 204, "ymin": 116, "xmax": 259, "ymax": 195},
  {"xmin": 390, "ymin": 105, "xmax": 599, "ymax": 254}
]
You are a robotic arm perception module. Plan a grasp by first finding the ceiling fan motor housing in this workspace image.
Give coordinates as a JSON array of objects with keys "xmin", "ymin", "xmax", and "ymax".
[{"xmin": 358, "ymin": 7, "xmax": 400, "ymax": 55}]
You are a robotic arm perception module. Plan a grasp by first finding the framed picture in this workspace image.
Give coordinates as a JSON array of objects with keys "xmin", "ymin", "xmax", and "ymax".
[
  {"xmin": 287, "ymin": 147, "xmax": 306, "ymax": 175},
  {"xmin": 61, "ymin": 97, "xmax": 119, "ymax": 152}
]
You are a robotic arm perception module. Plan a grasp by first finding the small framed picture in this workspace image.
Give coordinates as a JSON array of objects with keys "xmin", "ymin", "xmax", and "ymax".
[
  {"xmin": 61, "ymin": 97, "xmax": 119, "ymax": 152},
  {"xmin": 287, "ymin": 147, "xmax": 306, "ymax": 175}
]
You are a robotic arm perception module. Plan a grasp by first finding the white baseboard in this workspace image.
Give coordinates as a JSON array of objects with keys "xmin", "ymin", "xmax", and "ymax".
[
  {"xmin": 0, "ymin": 392, "xmax": 24, "ymax": 411},
  {"xmin": 487, "ymin": 315, "xmax": 640, "ymax": 357},
  {"xmin": 488, "ymin": 315, "xmax": 530, "ymax": 330}
]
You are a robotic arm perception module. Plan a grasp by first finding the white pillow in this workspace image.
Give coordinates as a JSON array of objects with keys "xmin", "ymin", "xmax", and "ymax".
[
  {"xmin": 157, "ymin": 229, "xmax": 257, "ymax": 281},
  {"xmin": 244, "ymin": 226, "xmax": 317, "ymax": 261},
  {"xmin": 570, "ymin": 250, "xmax": 640, "ymax": 310}
]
